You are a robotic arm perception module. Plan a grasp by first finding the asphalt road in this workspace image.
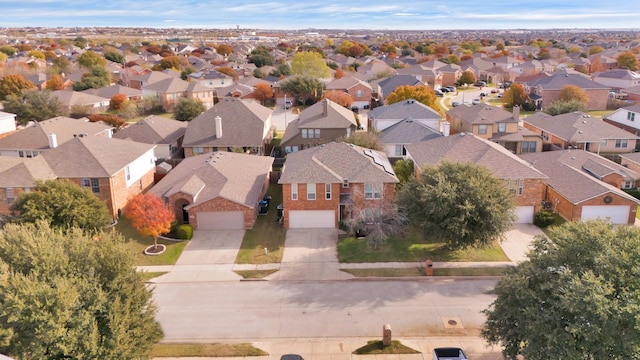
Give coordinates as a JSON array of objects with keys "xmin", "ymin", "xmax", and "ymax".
[{"xmin": 152, "ymin": 278, "xmax": 498, "ymax": 342}]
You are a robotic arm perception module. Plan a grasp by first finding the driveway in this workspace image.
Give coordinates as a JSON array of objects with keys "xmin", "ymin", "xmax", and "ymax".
[
  {"xmin": 501, "ymin": 223, "xmax": 545, "ymax": 264},
  {"xmin": 267, "ymin": 228, "xmax": 353, "ymax": 281}
]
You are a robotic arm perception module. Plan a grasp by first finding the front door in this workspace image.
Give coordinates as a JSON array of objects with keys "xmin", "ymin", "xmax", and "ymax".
[{"xmin": 182, "ymin": 205, "xmax": 189, "ymax": 224}]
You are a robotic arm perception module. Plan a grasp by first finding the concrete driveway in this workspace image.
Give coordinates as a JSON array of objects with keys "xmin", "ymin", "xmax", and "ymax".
[
  {"xmin": 501, "ymin": 223, "xmax": 545, "ymax": 264},
  {"xmin": 267, "ymin": 228, "xmax": 353, "ymax": 281}
]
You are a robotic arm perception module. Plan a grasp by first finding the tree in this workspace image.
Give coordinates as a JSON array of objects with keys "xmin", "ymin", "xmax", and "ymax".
[
  {"xmin": 617, "ymin": 51, "xmax": 638, "ymax": 71},
  {"xmin": 123, "ymin": 193, "xmax": 175, "ymax": 251},
  {"xmin": 344, "ymin": 201, "xmax": 408, "ymax": 250},
  {"xmin": 73, "ymin": 66, "xmax": 111, "ymax": 91},
  {"xmin": 385, "ymin": 85, "xmax": 440, "ymax": 112},
  {"xmin": 280, "ymin": 76, "xmax": 323, "ymax": 105},
  {"xmin": 337, "ymin": 131, "xmax": 382, "ymax": 150},
  {"xmin": 322, "ymin": 90, "xmax": 353, "ymax": 108},
  {"xmin": 589, "ymin": 55, "xmax": 605, "ymax": 73},
  {"xmin": 216, "ymin": 44, "xmax": 233, "ymax": 56},
  {"xmin": 104, "ymin": 50, "xmax": 125, "ymax": 64},
  {"xmin": 589, "ymin": 45, "xmax": 604, "ymax": 55},
  {"xmin": 0, "ymin": 45, "xmax": 15, "ymax": 56},
  {"xmin": 3, "ymin": 89, "xmax": 63, "ymax": 125},
  {"xmin": 159, "ymin": 55, "xmax": 182, "ymax": 70},
  {"xmin": 248, "ymin": 46, "xmax": 274, "ymax": 67},
  {"xmin": 110, "ymin": 93, "xmax": 127, "ymax": 110},
  {"xmin": 77, "ymin": 50, "xmax": 106, "ymax": 69},
  {"xmin": 397, "ymin": 161, "xmax": 515, "ymax": 249},
  {"xmin": 482, "ymin": 220, "xmax": 640, "ymax": 360},
  {"xmin": 252, "ymin": 83, "xmax": 274, "ymax": 105},
  {"xmin": 291, "ymin": 51, "xmax": 331, "ymax": 79},
  {"xmin": 50, "ymin": 55, "xmax": 71, "ymax": 75},
  {"xmin": 457, "ymin": 70, "xmax": 476, "ymax": 86},
  {"xmin": 392, "ymin": 158, "xmax": 414, "ymax": 188},
  {"xmin": 216, "ymin": 66, "xmax": 239, "ymax": 80},
  {"xmin": 173, "ymin": 97, "xmax": 206, "ymax": 121},
  {"xmin": 544, "ymin": 99, "xmax": 588, "ymax": 115},
  {"xmin": 181, "ymin": 65, "xmax": 196, "ymax": 80},
  {"xmin": 0, "ymin": 221, "xmax": 163, "ymax": 359},
  {"xmin": 558, "ymin": 85, "xmax": 589, "ymax": 104},
  {"xmin": 334, "ymin": 68, "xmax": 345, "ymax": 79},
  {"xmin": 0, "ymin": 74, "xmax": 36, "ymax": 100},
  {"xmin": 501, "ymin": 83, "xmax": 528, "ymax": 109},
  {"xmin": 10, "ymin": 179, "xmax": 112, "ymax": 232},
  {"xmin": 45, "ymin": 73, "xmax": 65, "ymax": 90}
]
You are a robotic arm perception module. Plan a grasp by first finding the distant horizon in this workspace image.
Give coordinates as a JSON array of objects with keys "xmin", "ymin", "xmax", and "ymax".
[{"xmin": 2, "ymin": 1, "xmax": 640, "ymax": 31}]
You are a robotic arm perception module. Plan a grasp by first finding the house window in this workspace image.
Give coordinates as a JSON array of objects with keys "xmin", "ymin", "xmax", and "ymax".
[
  {"xmin": 343, "ymin": 180, "xmax": 349, "ymax": 188},
  {"xmin": 541, "ymin": 131, "xmax": 549, "ymax": 141},
  {"xmin": 307, "ymin": 183, "xmax": 316, "ymax": 200},
  {"xmin": 522, "ymin": 141, "xmax": 537, "ymax": 153},
  {"xmin": 301, "ymin": 129, "xmax": 308, "ymax": 138},
  {"xmin": 314, "ymin": 129, "xmax": 320, "ymax": 138},
  {"xmin": 192, "ymin": 147, "xmax": 204, "ymax": 155},
  {"xmin": 355, "ymin": 89, "xmax": 364, "ymax": 97},
  {"xmin": 291, "ymin": 183, "xmax": 298, "ymax": 200},
  {"xmin": 394, "ymin": 145, "xmax": 406, "ymax": 157},
  {"xmin": 364, "ymin": 183, "xmax": 383, "ymax": 199},
  {"xmin": 125, "ymin": 166, "xmax": 131, "ymax": 181},
  {"xmin": 292, "ymin": 146, "xmax": 299, "ymax": 152},
  {"xmin": 623, "ymin": 181, "xmax": 634, "ymax": 189},
  {"xmin": 628, "ymin": 112, "xmax": 635, "ymax": 121},
  {"xmin": 325, "ymin": 183, "xmax": 331, "ymax": 200},
  {"xmin": 5, "ymin": 188, "xmax": 14, "ymax": 204},
  {"xmin": 505, "ymin": 179, "xmax": 525, "ymax": 196},
  {"xmin": 91, "ymin": 178, "xmax": 100, "ymax": 193},
  {"xmin": 285, "ymin": 146, "xmax": 292, "ymax": 153},
  {"xmin": 498, "ymin": 123, "xmax": 506, "ymax": 132},
  {"xmin": 616, "ymin": 139, "xmax": 629, "ymax": 148},
  {"xmin": 478, "ymin": 124, "xmax": 487, "ymax": 135}
]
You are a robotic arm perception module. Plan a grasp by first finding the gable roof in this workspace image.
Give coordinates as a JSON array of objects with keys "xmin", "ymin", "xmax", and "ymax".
[
  {"xmin": 42, "ymin": 136, "xmax": 155, "ymax": 178},
  {"xmin": 523, "ymin": 73, "xmax": 610, "ymax": 90},
  {"xmin": 528, "ymin": 149, "xmax": 640, "ymax": 182},
  {"xmin": 405, "ymin": 133, "xmax": 548, "ymax": 180},
  {"xmin": 113, "ymin": 115, "xmax": 187, "ymax": 145},
  {"xmin": 378, "ymin": 119, "xmax": 442, "ymax": 144},
  {"xmin": 142, "ymin": 77, "xmax": 209, "ymax": 93},
  {"xmin": 0, "ymin": 156, "xmax": 56, "ymax": 187},
  {"xmin": 280, "ymin": 99, "xmax": 357, "ymax": 145},
  {"xmin": 81, "ymin": 85, "xmax": 141, "ymax": 99},
  {"xmin": 446, "ymin": 103, "xmax": 516, "ymax": 125},
  {"xmin": 524, "ymin": 111, "xmax": 638, "ymax": 142},
  {"xmin": 325, "ymin": 76, "xmax": 372, "ymax": 91},
  {"xmin": 367, "ymin": 99, "xmax": 442, "ymax": 120},
  {"xmin": 150, "ymin": 152, "xmax": 274, "ymax": 208},
  {"xmin": 51, "ymin": 90, "xmax": 110, "ymax": 107},
  {"xmin": 279, "ymin": 142, "xmax": 398, "ymax": 184},
  {"xmin": 376, "ymin": 75, "xmax": 423, "ymax": 97}
]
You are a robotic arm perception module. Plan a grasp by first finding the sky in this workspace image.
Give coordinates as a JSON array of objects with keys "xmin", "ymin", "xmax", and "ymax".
[{"xmin": 1, "ymin": 0, "xmax": 640, "ymax": 30}]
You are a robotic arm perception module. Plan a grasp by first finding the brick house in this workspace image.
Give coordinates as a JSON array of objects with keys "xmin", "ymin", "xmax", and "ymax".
[
  {"xmin": 0, "ymin": 156, "xmax": 56, "ymax": 215},
  {"xmin": 278, "ymin": 142, "xmax": 398, "ymax": 229},
  {"xmin": 603, "ymin": 105, "xmax": 640, "ymax": 137},
  {"xmin": 325, "ymin": 75, "xmax": 373, "ymax": 111},
  {"xmin": 367, "ymin": 98, "xmax": 443, "ymax": 132},
  {"xmin": 522, "ymin": 72, "xmax": 611, "ymax": 111},
  {"xmin": 114, "ymin": 115, "xmax": 187, "ymax": 161},
  {"xmin": 522, "ymin": 111, "xmax": 639, "ymax": 154},
  {"xmin": 141, "ymin": 77, "xmax": 214, "ymax": 112},
  {"xmin": 149, "ymin": 152, "xmax": 273, "ymax": 230},
  {"xmin": 405, "ymin": 133, "xmax": 548, "ymax": 223}
]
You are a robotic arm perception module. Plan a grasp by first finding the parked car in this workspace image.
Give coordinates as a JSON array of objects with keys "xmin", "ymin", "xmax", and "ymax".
[
  {"xmin": 440, "ymin": 87, "xmax": 452, "ymax": 93},
  {"xmin": 444, "ymin": 86, "xmax": 456, "ymax": 92},
  {"xmin": 480, "ymin": 92, "xmax": 487, "ymax": 97},
  {"xmin": 435, "ymin": 89, "xmax": 444, "ymax": 97},
  {"xmin": 280, "ymin": 355, "xmax": 304, "ymax": 360},
  {"xmin": 284, "ymin": 100, "xmax": 293, "ymax": 109},
  {"xmin": 451, "ymin": 101, "xmax": 461, "ymax": 107},
  {"xmin": 433, "ymin": 347, "xmax": 468, "ymax": 360},
  {"xmin": 472, "ymin": 98, "xmax": 481, "ymax": 105},
  {"xmin": 475, "ymin": 80, "xmax": 487, "ymax": 87},
  {"xmin": 491, "ymin": 88, "xmax": 499, "ymax": 94}
]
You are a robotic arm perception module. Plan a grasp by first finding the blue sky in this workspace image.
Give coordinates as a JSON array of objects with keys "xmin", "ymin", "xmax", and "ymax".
[{"xmin": 1, "ymin": 0, "xmax": 639, "ymax": 30}]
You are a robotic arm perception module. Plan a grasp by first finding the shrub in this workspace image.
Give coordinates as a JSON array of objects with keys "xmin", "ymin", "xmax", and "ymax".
[
  {"xmin": 534, "ymin": 210, "xmax": 555, "ymax": 227},
  {"xmin": 623, "ymin": 188, "xmax": 640, "ymax": 200},
  {"xmin": 176, "ymin": 224, "xmax": 193, "ymax": 240}
]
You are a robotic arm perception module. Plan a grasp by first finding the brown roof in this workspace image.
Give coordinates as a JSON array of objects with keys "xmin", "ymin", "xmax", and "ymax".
[
  {"xmin": 281, "ymin": 99, "xmax": 357, "ymax": 145},
  {"xmin": 0, "ymin": 156, "xmax": 56, "ymax": 187},
  {"xmin": 524, "ymin": 111, "xmax": 638, "ymax": 143},
  {"xmin": 150, "ymin": 152, "xmax": 274, "ymax": 208},
  {"xmin": 533, "ymin": 149, "xmax": 640, "ymax": 182},
  {"xmin": 447, "ymin": 103, "xmax": 516, "ymax": 126},
  {"xmin": 279, "ymin": 142, "xmax": 398, "ymax": 184},
  {"xmin": 114, "ymin": 115, "xmax": 187, "ymax": 145}
]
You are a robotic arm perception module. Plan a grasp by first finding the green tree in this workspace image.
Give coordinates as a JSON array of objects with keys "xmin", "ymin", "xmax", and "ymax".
[
  {"xmin": 0, "ymin": 221, "xmax": 163, "ymax": 359},
  {"xmin": 3, "ymin": 89, "xmax": 63, "ymax": 125},
  {"xmin": 0, "ymin": 74, "xmax": 36, "ymax": 100},
  {"xmin": 483, "ymin": 220, "xmax": 640, "ymax": 360},
  {"xmin": 392, "ymin": 158, "xmax": 414, "ymax": 188},
  {"xmin": 385, "ymin": 85, "xmax": 440, "ymax": 113},
  {"xmin": 248, "ymin": 46, "xmax": 274, "ymax": 67},
  {"xmin": 159, "ymin": 55, "xmax": 182, "ymax": 70},
  {"xmin": 337, "ymin": 131, "xmax": 381, "ymax": 150},
  {"xmin": 77, "ymin": 50, "xmax": 106, "ymax": 69},
  {"xmin": 617, "ymin": 51, "xmax": 638, "ymax": 71},
  {"xmin": 181, "ymin": 65, "xmax": 196, "ymax": 80},
  {"xmin": 544, "ymin": 99, "xmax": 588, "ymax": 115},
  {"xmin": 397, "ymin": 161, "xmax": 515, "ymax": 249},
  {"xmin": 0, "ymin": 45, "xmax": 16, "ymax": 56},
  {"xmin": 0, "ymin": 52, "xmax": 6, "ymax": 63},
  {"xmin": 457, "ymin": 70, "xmax": 477, "ymax": 86},
  {"xmin": 502, "ymin": 83, "xmax": 528, "ymax": 109},
  {"xmin": 50, "ymin": 56, "xmax": 71, "ymax": 75},
  {"xmin": 280, "ymin": 76, "xmax": 323, "ymax": 105},
  {"xmin": 10, "ymin": 179, "xmax": 112, "ymax": 232},
  {"xmin": 173, "ymin": 97, "xmax": 206, "ymax": 121},
  {"xmin": 73, "ymin": 66, "xmax": 111, "ymax": 91},
  {"xmin": 589, "ymin": 45, "xmax": 604, "ymax": 55},
  {"xmin": 291, "ymin": 51, "xmax": 331, "ymax": 79},
  {"xmin": 104, "ymin": 50, "xmax": 125, "ymax": 64}
]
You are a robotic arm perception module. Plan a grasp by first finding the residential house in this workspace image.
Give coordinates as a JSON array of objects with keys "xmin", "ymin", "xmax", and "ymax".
[
  {"xmin": 378, "ymin": 119, "xmax": 443, "ymax": 160},
  {"xmin": 51, "ymin": 90, "xmax": 111, "ymax": 115},
  {"xmin": 522, "ymin": 72, "xmax": 611, "ymax": 110},
  {"xmin": 405, "ymin": 133, "xmax": 549, "ymax": 223},
  {"xmin": 367, "ymin": 98, "xmax": 442, "ymax": 132},
  {"xmin": 520, "ymin": 151, "xmax": 639, "ymax": 224},
  {"xmin": 396, "ymin": 62, "xmax": 444, "ymax": 88},
  {"xmin": 592, "ymin": 69, "xmax": 640, "ymax": 90},
  {"xmin": 142, "ymin": 77, "xmax": 214, "ymax": 112},
  {"xmin": 113, "ymin": 115, "xmax": 187, "ymax": 160},
  {"xmin": 603, "ymin": 105, "xmax": 640, "ymax": 136},
  {"xmin": 280, "ymin": 99, "xmax": 358, "ymax": 154},
  {"xmin": 42, "ymin": 136, "xmax": 156, "ymax": 218},
  {"xmin": 189, "ymin": 69, "xmax": 234, "ymax": 89},
  {"xmin": 182, "ymin": 98, "xmax": 273, "ymax": 156},
  {"xmin": 0, "ymin": 156, "xmax": 56, "ymax": 215},
  {"xmin": 325, "ymin": 76, "xmax": 373, "ymax": 111},
  {"xmin": 522, "ymin": 111, "xmax": 638, "ymax": 153},
  {"xmin": 81, "ymin": 84, "xmax": 142, "ymax": 102},
  {"xmin": 0, "ymin": 111, "xmax": 16, "ymax": 135},
  {"xmin": 619, "ymin": 152, "xmax": 640, "ymax": 180},
  {"xmin": 0, "ymin": 116, "xmax": 112, "ymax": 158},
  {"xmin": 149, "ymin": 151, "xmax": 273, "ymax": 230},
  {"xmin": 278, "ymin": 142, "xmax": 398, "ymax": 228},
  {"xmin": 373, "ymin": 75, "xmax": 426, "ymax": 104},
  {"xmin": 446, "ymin": 104, "xmax": 542, "ymax": 154},
  {"xmin": 128, "ymin": 71, "xmax": 175, "ymax": 90}
]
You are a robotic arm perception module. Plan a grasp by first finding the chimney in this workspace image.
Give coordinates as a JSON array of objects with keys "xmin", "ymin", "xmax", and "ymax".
[
  {"xmin": 104, "ymin": 128, "xmax": 113, "ymax": 138},
  {"xmin": 442, "ymin": 121, "xmax": 450, "ymax": 137},
  {"xmin": 513, "ymin": 105, "xmax": 520, "ymax": 121},
  {"xmin": 323, "ymin": 99, "xmax": 329, "ymax": 117},
  {"xmin": 47, "ymin": 133, "xmax": 58, "ymax": 148},
  {"xmin": 215, "ymin": 116, "xmax": 222, "ymax": 138}
]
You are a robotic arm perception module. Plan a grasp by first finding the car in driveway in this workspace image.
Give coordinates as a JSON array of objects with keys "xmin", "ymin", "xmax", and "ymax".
[
  {"xmin": 472, "ymin": 98, "xmax": 481, "ymax": 105},
  {"xmin": 433, "ymin": 347, "xmax": 468, "ymax": 360},
  {"xmin": 444, "ymin": 86, "xmax": 456, "ymax": 92},
  {"xmin": 451, "ymin": 101, "xmax": 461, "ymax": 107},
  {"xmin": 435, "ymin": 89, "xmax": 444, "ymax": 97},
  {"xmin": 280, "ymin": 355, "xmax": 304, "ymax": 360}
]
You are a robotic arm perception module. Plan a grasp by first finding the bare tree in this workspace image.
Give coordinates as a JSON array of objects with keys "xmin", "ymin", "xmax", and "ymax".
[{"xmin": 344, "ymin": 199, "xmax": 408, "ymax": 250}]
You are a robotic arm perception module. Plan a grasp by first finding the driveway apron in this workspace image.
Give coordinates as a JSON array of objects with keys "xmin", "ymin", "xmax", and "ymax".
[{"xmin": 501, "ymin": 224, "xmax": 545, "ymax": 264}]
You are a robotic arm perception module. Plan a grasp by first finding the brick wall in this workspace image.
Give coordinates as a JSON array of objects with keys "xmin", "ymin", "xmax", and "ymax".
[
  {"xmin": 621, "ymin": 158, "xmax": 640, "ymax": 174},
  {"xmin": 0, "ymin": 187, "xmax": 27, "ymax": 215},
  {"xmin": 517, "ymin": 179, "xmax": 546, "ymax": 210},
  {"xmin": 546, "ymin": 186, "xmax": 637, "ymax": 224},
  {"xmin": 282, "ymin": 183, "xmax": 340, "ymax": 228},
  {"xmin": 189, "ymin": 197, "xmax": 256, "ymax": 229},
  {"xmin": 602, "ymin": 173, "xmax": 623, "ymax": 189}
]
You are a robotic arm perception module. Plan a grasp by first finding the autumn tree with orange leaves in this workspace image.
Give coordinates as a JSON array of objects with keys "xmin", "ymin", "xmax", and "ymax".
[
  {"xmin": 323, "ymin": 90, "xmax": 353, "ymax": 108},
  {"xmin": 124, "ymin": 193, "xmax": 175, "ymax": 252},
  {"xmin": 252, "ymin": 83, "xmax": 273, "ymax": 105},
  {"xmin": 334, "ymin": 68, "xmax": 345, "ymax": 79},
  {"xmin": 45, "ymin": 74, "xmax": 65, "ymax": 91}
]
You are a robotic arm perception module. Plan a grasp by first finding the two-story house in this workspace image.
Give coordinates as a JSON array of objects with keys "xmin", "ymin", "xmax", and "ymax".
[
  {"xmin": 113, "ymin": 115, "xmax": 187, "ymax": 161},
  {"xmin": 325, "ymin": 76, "xmax": 373, "ymax": 112},
  {"xmin": 142, "ymin": 77, "xmax": 214, "ymax": 112},
  {"xmin": 522, "ymin": 72, "xmax": 611, "ymax": 111},
  {"xmin": 603, "ymin": 105, "xmax": 640, "ymax": 137},
  {"xmin": 0, "ymin": 156, "xmax": 56, "ymax": 215},
  {"xmin": 278, "ymin": 142, "xmax": 398, "ymax": 228}
]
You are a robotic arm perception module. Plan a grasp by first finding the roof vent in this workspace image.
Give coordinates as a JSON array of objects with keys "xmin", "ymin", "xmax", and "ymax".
[{"xmin": 578, "ymin": 130, "xmax": 583, "ymax": 134}]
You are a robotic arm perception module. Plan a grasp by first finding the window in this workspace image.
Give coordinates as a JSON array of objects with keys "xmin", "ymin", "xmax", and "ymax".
[
  {"xmin": 291, "ymin": 183, "xmax": 298, "ymax": 200},
  {"xmin": 522, "ymin": 141, "xmax": 537, "ymax": 153},
  {"xmin": 292, "ymin": 146, "xmax": 299, "ymax": 152},
  {"xmin": 307, "ymin": 183, "xmax": 316, "ymax": 200},
  {"xmin": 285, "ymin": 146, "xmax": 292, "ymax": 153},
  {"xmin": 5, "ymin": 188, "xmax": 14, "ymax": 204},
  {"xmin": 314, "ymin": 129, "xmax": 320, "ymax": 138},
  {"xmin": 628, "ymin": 112, "xmax": 636, "ymax": 121},
  {"xmin": 343, "ymin": 180, "xmax": 349, "ymax": 188},
  {"xmin": 125, "ymin": 166, "xmax": 131, "ymax": 181},
  {"xmin": 91, "ymin": 178, "xmax": 100, "ymax": 193},
  {"xmin": 325, "ymin": 183, "xmax": 331, "ymax": 200},
  {"xmin": 301, "ymin": 129, "xmax": 308, "ymax": 138},
  {"xmin": 505, "ymin": 179, "xmax": 525, "ymax": 196},
  {"xmin": 192, "ymin": 147, "xmax": 204, "ymax": 155},
  {"xmin": 478, "ymin": 124, "xmax": 487, "ymax": 135},
  {"xmin": 355, "ymin": 89, "xmax": 364, "ymax": 97},
  {"xmin": 616, "ymin": 139, "xmax": 629, "ymax": 148},
  {"xmin": 623, "ymin": 181, "xmax": 634, "ymax": 189},
  {"xmin": 498, "ymin": 122, "xmax": 506, "ymax": 132},
  {"xmin": 394, "ymin": 145, "xmax": 406, "ymax": 157},
  {"xmin": 364, "ymin": 183, "xmax": 383, "ymax": 199}
]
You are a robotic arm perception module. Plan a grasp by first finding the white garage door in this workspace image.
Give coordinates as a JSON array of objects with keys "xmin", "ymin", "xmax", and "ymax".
[
  {"xmin": 197, "ymin": 211, "xmax": 244, "ymax": 230},
  {"xmin": 514, "ymin": 206, "xmax": 534, "ymax": 223},
  {"xmin": 581, "ymin": 205, "xmax": 630, "ymax": 224},
  {"xmin": 289, "ymin": 210, "xmax": 335, "ymax": 228}
]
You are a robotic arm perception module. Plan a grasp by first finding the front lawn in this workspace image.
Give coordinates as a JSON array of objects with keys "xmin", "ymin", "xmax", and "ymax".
[
  {"xmin": 337, "ymin": 227, "xmax": 509, "ymax": 263},
  {"xmin": 151, "ymin": 343, "xmax": 267, "ymax": 357},
  {"xmin": 235, "ymin": 184, "xmax": 286, "ymax": 264},
  {"xmin": 114, "ymin": 216, "xmax": 188, "ymax": 266}
]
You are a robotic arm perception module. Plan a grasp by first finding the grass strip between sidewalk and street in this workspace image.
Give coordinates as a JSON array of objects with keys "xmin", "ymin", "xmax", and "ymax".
[
  {"xmin": 342, "ymin": 267, "xmax": 510, "ymax": 277},
  {"xmin": 353, "ymin": 340, "xmax": 420, "ymax": 355},
  {"xmin": 151, "ymin": 343, "xmax": 267, "ymax": 357},
  {"xmin": 234, "ymin": 269, "xmax": 279, "ymax": 279}
]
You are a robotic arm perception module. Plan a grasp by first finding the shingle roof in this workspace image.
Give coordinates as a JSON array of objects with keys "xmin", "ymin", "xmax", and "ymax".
[
  {"xmin": 379, "ymin": 119, "xmax": 442, "ymax": 144},
  {"xmin": 150, "ymin": 152, "xmax": 274, "ymax": 208},
  {"xmin": 81, "ymin": 85, "xmax": 141, "ymax": 99},
  {"xmin": 527, "ymin": 149, "xmax": 640, "ymax": 182},
  {"xmin": 182, "ymin": 98, "xmax": 271, "ymax": 148},
  {"xmin": 446, "ymin": 104, "xmax": 516, "ymax": 126},
  {"xmin": 524, "ymin": 73, "xmax": 610, "ymax": 90},
  {"xmin": 523, "ymin": 111, "xmax": 637, "ymax": 142},
  {"xmin": 367, "ymin": 99, "xmax": 442, "ymax": 121},
  {"xmin": 279, "ymin": 142, "xmax": 398, "ymax": 184},
  {"xmin": 325, "ymin": 76, "xmax": 372, "ymax": 91},
  {"xmin": 376, "ymin": 75, "xmax": 423, "ymax": 98},
  {"xmin": 0, "ymin": 156, "xmax": 56, "ymax": 187},
  {"xmin": 594, "ymin": 69, "xmax": 640, "ymax": 80},
  {"xmin": 42, "ymin": 136, "xmax": 155, "ymax": 178},
  {"xmin": 114, "ymin": 115, "xmax": 187, "ymax": 145},
  {"xmin": 406, "ymin": 133, "xmax": 548, "ymax": 180},
  {"xmin": 51, "ymin": 90, "xmax": 110, "ymax": 107},
  {"xmin": 280, "ymin": 99, "xmax": 357, "ymax": 145}
]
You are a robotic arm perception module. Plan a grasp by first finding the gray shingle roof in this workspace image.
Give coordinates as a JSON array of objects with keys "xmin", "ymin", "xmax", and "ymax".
[
  {"xmin": 0, "ymin": 156, "xmax": 56, "ymax": 187},
  {"xmin": 379, "ymin": 119, "xmax": 442, "ymax": 144},
  {"xmin": 150, "ymin": 152, "xmax": 274, "ymax": 208},
  {"xmin": 280, "ymin": 99, "xmax": 357, "ymax": 145},
  {"xmin": 406, "ymin": 133, "xmax": 548, "ymax": 180},
  {"xmin": 367, "ymin": 99, "xmax": 442, "ymax": 121},
  {"xmin": 524, "ymin": 111, "xmax": 638, "ymax": 142},
  {"xmin": 527, "ymin": 149, "xmax": 640, "ymax": 182},
  {"xmin": 325, "ymin": 76, "xmax": 372, "ymax": 91},
  {"xmin": 446, "ymin": 104, "xmax": 516, "ymax": 126},
  {"xmin": 279, "ymin": 142, "xmax": 398, "ymax": 184},
  {"xmin": 524, "ymin": 73, "xmax": 610, "ymax": 90},
  {"xmin": 114, "ymin": 115, "xmax": 187, "ymax": 145}
]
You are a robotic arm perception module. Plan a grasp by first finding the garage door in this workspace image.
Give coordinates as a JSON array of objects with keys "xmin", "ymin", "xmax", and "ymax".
[
  {"xmin": 196, "ymin": 211, "xmax": 244, "ymax": 230},
  {"xmin": 289, "ymin": 210, "xmax": 335, "ymax": 228},
  {"xmin": 514, "ymin": 206, "xmax": 534, "ymax": 223},
  {"xmin": 581, "ymin": 205, "xmax": 630, "ymax": 224}
]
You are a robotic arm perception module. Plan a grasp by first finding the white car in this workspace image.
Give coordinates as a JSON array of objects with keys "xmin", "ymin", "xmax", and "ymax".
[{"xmin": 472, "ymin": 98, "xmax": 481, "ymax": 105}]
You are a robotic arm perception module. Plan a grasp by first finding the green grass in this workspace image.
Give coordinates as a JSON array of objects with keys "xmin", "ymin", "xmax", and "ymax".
[
  {"xmin": 151, "ymin": 343, "xmax": 268, "ymax": 357},
  {"xmin": 114, "ymin": 216, "xmax": 188, "ymax": 266},
  {"xmin": 637, "ymin": 205, "xmax": 640, "ymax": 219},
  {"xmin": 540, "ymin": 213, "xmax": 567, "ymax": 238},
  {"xmin": 234, "ymin": 269, "xmax": 278, "ymax": 279},
  {"xmin": 342, "ymin": 267, "xmax": 510, "ymax": 277},
  {"xmin": 235, "ymin": 184, "xmax": 286, "ymax": 264},
  {"xmin": 337, "ymin": 228, "xmax": 509, "ymax": 263},
  {"xmin": 353, "ymin": 340, "xmax": 420, "ymax": 355},
  {"xmin": 587, "ymin": 110, "xmax": 611, "ymax": 117},
  {"xmin": 139, "ymin": 271, "xmax": 168, "ymax": 281}
]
